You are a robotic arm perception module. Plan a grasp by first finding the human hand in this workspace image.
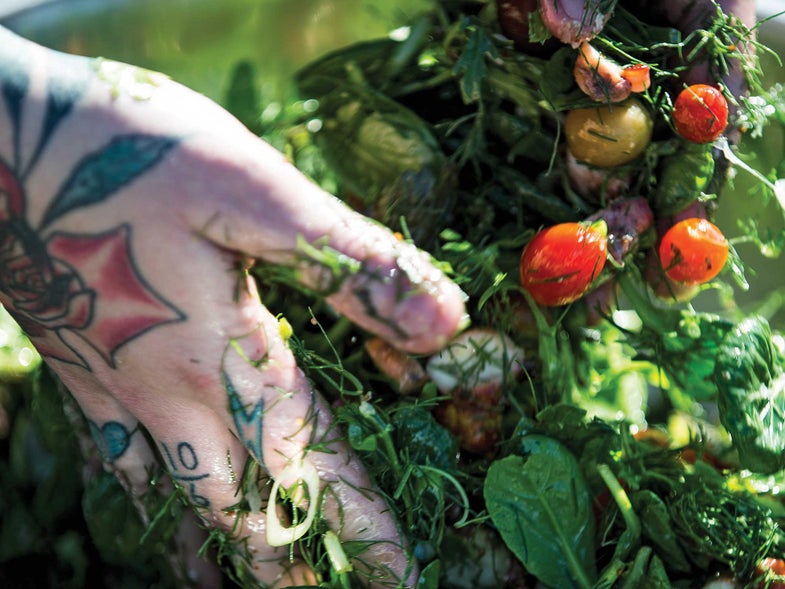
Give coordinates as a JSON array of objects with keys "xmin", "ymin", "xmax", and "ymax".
[{"xmin": 0, "ymin": 28, "xmax": 465, "ymax": 588}]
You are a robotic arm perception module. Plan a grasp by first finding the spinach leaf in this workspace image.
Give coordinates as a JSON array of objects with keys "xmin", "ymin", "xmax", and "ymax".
[
  {"xmin": 484, "ymin": 436, "xmax": 596, "ymax": 588},
  {"xmin": 416, "ymin": 559, "xmax": 440, "ymax": 589},
  {"xmin": 392, "ymin": 405, "xmax": 458, "ymax": 472}
]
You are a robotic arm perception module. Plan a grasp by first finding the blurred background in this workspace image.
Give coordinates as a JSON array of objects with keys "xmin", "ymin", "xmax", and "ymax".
[{"xmin": 0, "ymin": 0, "xmax": 429, "ymax": 102}]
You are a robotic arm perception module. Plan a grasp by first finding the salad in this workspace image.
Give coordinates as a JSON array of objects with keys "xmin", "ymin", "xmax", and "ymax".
[
  {"xmin": 3, "ymin": 0, "xmax": 785, "ymax": 588},
  {"xmin": 250, "ymin": 0, "xmax": 785, "ymax": 587}
]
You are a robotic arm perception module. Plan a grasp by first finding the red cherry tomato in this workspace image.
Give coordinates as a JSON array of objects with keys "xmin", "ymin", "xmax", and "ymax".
[
  {"xmin": 756, "ymin": 557, "xmax": 785, "ymax": 589},
  {"xmin": 520, "ymin": 222, "xmax": 608, "ymax": 306},
  {"xmin": 658, "ymin": 218, "xmax": 729, "ymax": 284},
  {"xmin": 672, "ymin": 84, "xmax": 729, "ymax": 143}
]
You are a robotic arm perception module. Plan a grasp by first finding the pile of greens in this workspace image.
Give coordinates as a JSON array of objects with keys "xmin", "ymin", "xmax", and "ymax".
[
  {"xmin": 246, "ymin": 0, "xmax": 785, "ymax": 587},
  {"xmin": 4, "ymin": 1, "xmax": 785, "ymax": 588}
]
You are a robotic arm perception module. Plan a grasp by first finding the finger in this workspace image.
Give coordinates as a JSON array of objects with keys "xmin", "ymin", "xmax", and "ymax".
[
  {"xmin": 136, "ymin": 396, "xmax": 318, "ymax": 588},
  {"xmin": 57, "ymin": 367, "xmax": 160, "ymax": 498},
  {"xmin": 176, "ymin": 133, "xmax": 467, "ymax": 355},
  {"xmin": 219, "ymin": 307, "xmax": 418, "ymax": 587},
  {"xmin": 55, "ymin": 369, "xmax": 223, "ymax": 588}
]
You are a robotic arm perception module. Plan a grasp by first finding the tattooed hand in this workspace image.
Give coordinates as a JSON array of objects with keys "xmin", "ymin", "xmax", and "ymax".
[{"xmin": 0, "ymin": 27, "xmax": 466, "ymax": 588}]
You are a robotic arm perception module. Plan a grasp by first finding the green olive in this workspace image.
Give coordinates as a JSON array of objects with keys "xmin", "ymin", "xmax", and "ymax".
[{"xmin": 564, "ymin": 99, "xmax": 653, "ymax": 168}]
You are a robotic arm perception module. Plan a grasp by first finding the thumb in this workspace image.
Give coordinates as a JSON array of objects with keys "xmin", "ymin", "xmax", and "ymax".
[{"xmin": 182, "ymin": 133, "xmax": 467, "ymax": 354}]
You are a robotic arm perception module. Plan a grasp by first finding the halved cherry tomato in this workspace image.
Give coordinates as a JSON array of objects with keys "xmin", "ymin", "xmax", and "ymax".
[
  {"xmin": 520, "ymin": 221, "xmax": 608, "ymax": 306},
  {"xmin": 672, "ymin": 84, "xmax": 729, "ymax": 143},
  {"xmin": 658, "ymin": 218, "xmax": 729, "ymax": 284}
]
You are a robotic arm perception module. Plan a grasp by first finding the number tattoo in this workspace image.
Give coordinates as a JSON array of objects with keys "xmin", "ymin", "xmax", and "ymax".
[
  {"xmin": 0, "ymin": 30, "xmax": 184, "ymax": 370},
  {"xmin": 160, "ymin": 440, "xmax": 211, "ymax": 508}
]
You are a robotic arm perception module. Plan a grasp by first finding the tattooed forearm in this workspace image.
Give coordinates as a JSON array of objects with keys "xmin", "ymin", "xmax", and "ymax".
[{"xmin": 0, "ymin": 27, "xmax": 184, "ymax": 371}]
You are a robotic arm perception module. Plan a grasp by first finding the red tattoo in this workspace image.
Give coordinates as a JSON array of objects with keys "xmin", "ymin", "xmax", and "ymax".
[{"xmin": 1, "ymin": 149, "xmax": 183, "ymax": 369}]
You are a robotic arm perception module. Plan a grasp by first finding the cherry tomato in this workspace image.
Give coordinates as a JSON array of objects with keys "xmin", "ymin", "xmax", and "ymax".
[
  {"xmin": 565, "ymin": 98, "xmax": 653, "ymax": 167},
  {"xmin": 756, "ymin": 557, "xmax": 785, "ymax": 589},
  {"xmin": 520, "ymin": 221, "xmax": 608, "ymax": 306},
  {"xmin": 672, "ymin": 84, "xmax": 729, "ymax": 143},
  {"xmin": 658, "ymin": 218, "xmax": 729, "ymax": 284}
]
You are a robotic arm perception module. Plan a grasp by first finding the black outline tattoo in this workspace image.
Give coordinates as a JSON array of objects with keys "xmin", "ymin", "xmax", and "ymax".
[
  {"xmin": 160, "ymin": 440, "xmax": 210, "ymax": 508},
  {"xmin": 0, "ymin": 29, "xmax": 185, "ymax": 371}
]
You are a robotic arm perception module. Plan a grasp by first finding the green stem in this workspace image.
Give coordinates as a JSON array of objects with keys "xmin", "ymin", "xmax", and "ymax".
[
  {"xmin": 593, "ymin": 463, "xmax": 642, "ymax": 588},
  {"xmin": 520, "ymin": 288, "xmax": 570, "ymax": 407},
  {"xmin": 617, "ymin": 272, "xmax": 670, "ymax": 335},
  {"xmin": 597, "ymin": 463, "xmax": 640, "ymax": 539},
  {"xmin": 385, "ymin": 14, "xmax": 432, "ymax": 80},
  {"xmin": 359, "ymin": 401, "xmax": 416, "ymax": 530},
  {"xmin": 419, "ymin": 465, "xmax": 471, "ymax": 527},
  {"xmin": 391, "ymin": 69, "xmax": 454, "ymax": 99}
]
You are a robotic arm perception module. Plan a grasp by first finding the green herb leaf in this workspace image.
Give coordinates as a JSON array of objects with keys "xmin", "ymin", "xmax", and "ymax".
[
  {"xmin": 651, "ymin": 142, "xmax": 715, "ymax": 216},
  {"xmin": 392, "ymin": 406, "xmax": 458, "ymax": 471},
  {"xmin": 452, "ymin": 25, "xmax": 497, "ymax": 104},
  {"xmin": 417, "ymin": 559, "xmax": 441, "ymax": 588},
  {"xmin": 631, "ymin": 490, "xmax": 691, "ymax": 573},
  {"xmin": 484, "ymin": 436, "xmax": 597, "ymax": 589},
  {"xmin": 617, "ymin": 546, "xmax": 672, "ymax": 589}
]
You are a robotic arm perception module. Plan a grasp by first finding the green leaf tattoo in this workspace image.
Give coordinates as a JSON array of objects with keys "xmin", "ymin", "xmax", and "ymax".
[{"xmin": 40, "ymin": 135, "xmax": 178, "ymax": 228}]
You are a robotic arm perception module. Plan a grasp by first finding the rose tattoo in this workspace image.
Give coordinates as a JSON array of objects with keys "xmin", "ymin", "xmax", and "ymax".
[{"xmin": 0, "ymin": 49, "xmax": 183, "ymax": 370}]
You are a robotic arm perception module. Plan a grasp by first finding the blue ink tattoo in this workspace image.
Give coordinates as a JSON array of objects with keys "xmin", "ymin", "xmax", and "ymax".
[
  {"xmin": 24, "ymin": 51, "xmax": 94, "ymax": 180},
  {"xmin": 88, "ymin": 419, "xmax": 135, "ymax": 463},
  {"xmin": 40, "ymin": 134, "xmax": 178, "ymax": 228},
  {"xmin": 224, "ymin": 370, "xmax": 265, "ymax": 465},
  {"xmin": 0, "ymin": 29, "xmax": 30, "ymax": 173}
]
